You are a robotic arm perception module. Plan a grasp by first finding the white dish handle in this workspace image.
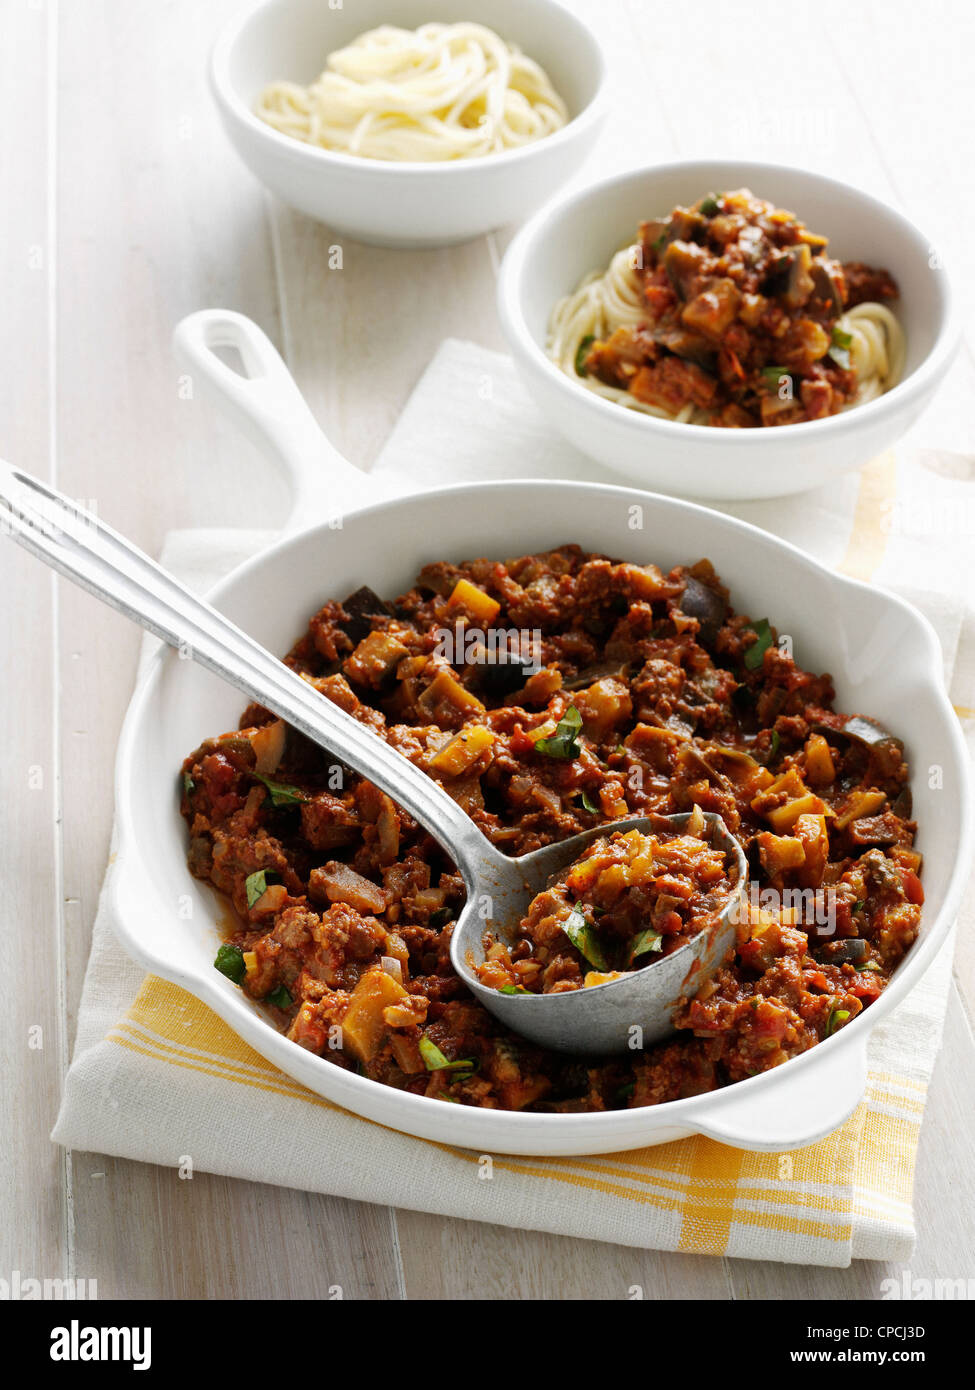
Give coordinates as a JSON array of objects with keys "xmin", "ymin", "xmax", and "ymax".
[
  {"xmin": 172, "ymin": 309, "xmax": 378, "ymax": 534},
  {"xmin": 681, "ymin": 1035, "xmax": 869, "ymax": 1152}
]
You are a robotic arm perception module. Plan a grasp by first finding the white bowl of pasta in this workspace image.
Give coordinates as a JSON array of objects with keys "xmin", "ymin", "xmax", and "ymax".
[
  {"xmin": 497, "ymin": 161, "xmax": 957, "ymax": 500},
  {"xmin": 210, "ymin": 0, "xmax": 607, "ymax": 247}
]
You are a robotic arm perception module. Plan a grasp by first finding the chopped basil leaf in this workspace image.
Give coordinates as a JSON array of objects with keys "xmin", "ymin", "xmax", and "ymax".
[
  {"xmin": 245, "ymin": 868, "xmax": 277, "ymax": 909},
  {"xmin": 182, "ymin": 770, "xmax": 195, "ymax": 796},
  {"xmin": 853, "ymin": 898, "xmax": 866, "ymax": 913},
  {"xmin": 744, "ymin": 618, "xmax": 773, "ymax": 670},
  {"xmin": 580, "ymin": 789, "xmax": 601, "ymax": 815},
  {"xmin": 699, "ymin": 194, "xmax": 720, "ymax": 217},
  {"xmin": 428, "ymin": 906, "xmax": 454, "ymax": 929},
  {"xmin": 825, "ymin": 1006, "xmax": 851, "ymax": 1036},
  {"xmin": 535, "ymin": 705, "xmax": 584, "ymax": 761},
  {"xmin": 768, "ymin": 729, "xmax": 781, "ymax": 761},
  {"xmin": 575, "ymin": 334, "xmax": 595, "ymax": 377},
  {"xmin": 616, "ymin": 1081, "xmax": 636, "ymax": 1100},
  {"xmin": 254, "ymin": 773, "xmax": 307, "ymax": 807},
  {"xmin": 564, "ymin": 907, "xmax": 609, "ymax": 971},
  {"xmin": 498, "ymin": 984, "xmax": 531, "ymax": 995},
  {"xmin": 629, "ymin": 928, "xmax": 664, "ymax": 963},
  {"xmin": 214, "ymin": 943, "xmax": 245, "ymax": 984},
  {"xmin": 761, "ymin": 366, "xmax": 792, "ymax": 388},
  {"xmin": 418, "ymin": 1036, "xmax": 476, "ymax": 1073},
  {"xmin": 266, "ymin": 983, "xmax": 292, "ymax": 1009}
]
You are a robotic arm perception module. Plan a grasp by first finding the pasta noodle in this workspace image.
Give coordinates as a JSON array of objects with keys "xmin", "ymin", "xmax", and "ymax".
[
  {"xmin": 549, "ymin": 241, "xmax": 906, "ymax": 426},
  {"xmin": 256, "ymin": 22, "xmax": 568, "ymax": 162}
]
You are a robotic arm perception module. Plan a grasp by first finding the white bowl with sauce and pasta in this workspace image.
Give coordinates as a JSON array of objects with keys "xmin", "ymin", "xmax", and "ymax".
[
  {"xmin": 497, "ymin": 161, "xmax": 957, "ymax": 500},
  {"xmin": 210, "ymin": 0, "xmax": 607, "ymax": 247}
]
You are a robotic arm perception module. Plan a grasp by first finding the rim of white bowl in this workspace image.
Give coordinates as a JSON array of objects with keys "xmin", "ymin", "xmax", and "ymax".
[
  {"xmin": 498, "ymin": 158, "xmax": 960, "ymax": 448},
  {"xmin": 113, "ymin": 478, "xmax": 974, "ymax": 1136},
  {"xmin": 210, "ymin": 0, "xmax": 609, "ymax": 178}
]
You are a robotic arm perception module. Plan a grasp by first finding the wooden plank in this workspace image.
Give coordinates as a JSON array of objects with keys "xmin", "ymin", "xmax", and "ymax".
[
  {"xmin": 72, "ymin": 1160, "xmax": 403, "ymax": 1300},
  {"xmin": 397, "ymin": 1210, "xmax": 732, "ymax": 1300},
  {"xmin": 53, "ymin": 0, "xmax": 403, "ymax": 1299},
  {"xmin": 267, "ymin": 205, "xmax": 505, "ymax": 471},
  {"xmin": 0, "ymin": 0, "xmax": 67, "ymax": 1287}
]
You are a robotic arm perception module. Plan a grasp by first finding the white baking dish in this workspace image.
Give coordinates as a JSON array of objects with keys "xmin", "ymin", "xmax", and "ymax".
[{"xmin": 109, "ymin": 310, "xmax": 972, "ymax": 1158}]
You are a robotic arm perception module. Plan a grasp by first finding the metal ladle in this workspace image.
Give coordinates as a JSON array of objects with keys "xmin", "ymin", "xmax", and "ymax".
[{"xmin": 0, "ymin": 460, "xmax": 747, "ymax": 1055}]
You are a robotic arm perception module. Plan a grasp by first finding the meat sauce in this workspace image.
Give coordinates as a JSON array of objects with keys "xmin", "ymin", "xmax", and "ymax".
[
  {"xmin": 478, "ymin": 814, "xmax": 736, "ymax": 993},
  {"xmin": 180, "ymin": 547, "xmax": 922, "ymax": 1112},
  {"xmin": 583, "ymin": 189, "xmax": 899, "ymax": 426}
]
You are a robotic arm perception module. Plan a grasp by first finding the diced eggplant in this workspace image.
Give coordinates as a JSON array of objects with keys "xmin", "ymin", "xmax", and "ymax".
[
  {"xmin": 340, "ymin": 585, "xmax": 394, "ymax": 644},
  {"xmin": 810, "ymin": 260, "xmax": 844, "ymax": 314},
  {"xmin": 562, "ymin": 659, "xmax": 632, "ymax": 692},
  {"xmin": 817, "ymin": 938, "xmax": 869, "ymax": 965},
  {"xmin": 677, "ymin": 575, "xmax": 728, "ymax": 645},
  {"xmin": 838, "ymin": 715, "xmax": 904, "ymax": 751},
  {"xmin": 477, "ymin": 655, "xmax": 540, "ymax": 697}
]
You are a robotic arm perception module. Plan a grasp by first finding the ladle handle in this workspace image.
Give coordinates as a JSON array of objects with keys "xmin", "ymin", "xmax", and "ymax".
[{"xmin": 0, "ymin": 457, "xmax": 489, "ymax": 871}]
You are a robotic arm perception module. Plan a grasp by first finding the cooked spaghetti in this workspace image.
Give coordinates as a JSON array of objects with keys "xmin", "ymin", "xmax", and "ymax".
[
  {"xmin": 549, "ymin": 190, "xmax": 906, "ymax": 427},
  {"xmin": 256, "ymin": 22, "xmax": 569, "ymax": 162}
]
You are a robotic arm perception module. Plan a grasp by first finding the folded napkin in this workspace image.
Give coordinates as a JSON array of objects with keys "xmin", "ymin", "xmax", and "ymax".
[{"xmin": 54, "ymin": 340, "xmax": 975, "ymax": 1267}]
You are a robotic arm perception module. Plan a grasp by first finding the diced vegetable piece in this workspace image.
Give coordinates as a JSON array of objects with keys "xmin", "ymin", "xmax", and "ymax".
[
  {"xmin": 818, "ymin": 939, "xmax": 868, "ymax": 965},
  {"xmin": 751, "ymin": 767, "xmax": 827, "ymax": 831},
  {"xmin": 756, "ymin": 832, "xmax": 806, "ymax": 876},
  {"xmin": 804, "ymin": 732, "xmax": 836, "ymax": 786},
  {"xmin": 418, "ymin": 1036, "xmax": 475, "ymax": 1073},
  {"xmin": 254, "ymin": 773, "xmax": 307, "ymax": 807},
  {"xmin": 309, "ymin": 861, "xmax": 387, "ymax": 915},
  {"xmin": 214, "ymin": 943, "xmax": 245, "ymax": 984},
  {"xmin": 572, "ymin": 678, "xmax": 632, "ymax": 742},
  {"xmin": 744, "ymin": 618, "xmax": 773, "ymax": 669},
  {"xmin": 245, "ymin": 869, "xmax": 273, "ymax": 909},
  {"xmin": 417, "ymin": 668, "xmax": 485, "ymax": 717},
  {"xmin": 583, "ymin": 971, "xmax": 627, "ymax": 987},
  {"xmin": 446, "ymin": 578, "xmax": 501, "ymax": 624},
  {"xmin": 242, "ymin": 951, "xmax": 258, "ymax": 977},
  {"xmin": 825, "ymin": 1006, "xmax": 851, "ymax": 1036},
  {"xmin": 563, "ymin": 907, "xmax": 608, "ymax": 970},
  {"xmin": 765, "ymin": 793, "xmax": 828, "ymax": 834},
  {"xmin": 834, "ymin": 789, "xmax": 887, "ymax": 830},
  {"xmin": 342, "ymin": 969, "xmax": 408, "ymax": 1064},
  {"xmin": 343, "ymin": 629, "xmax": 410, "ymax": 689},
  {"xmin": 534, "ymin": 705, "xmax": 583, "ymax": 760},
  {"xmin": 628, "ymin": 928, "xmax": 664, "ymax": 962},
  {"xmin": 575, "ymin": 334, "xmax": 595, "ymax": 376},
  {"xmin": 250, "ymin": 883, "xmax": 288, "ymax": 917},
  {"xmin": 794, "ymin": 813, "xmax": 830, "ymax": 888},
  {"xmin": 245, "ymin": 719, "xmax": 286, "ymax": 776},
  {"xmin": 429, "ymin": 724, "xmax": 495, "ymax": 776}
]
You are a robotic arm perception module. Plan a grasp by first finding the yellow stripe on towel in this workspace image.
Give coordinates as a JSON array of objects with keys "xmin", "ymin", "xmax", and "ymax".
[{"xmin": 105, "ymin": 963, "xmax": 916, "ymax": 1257}]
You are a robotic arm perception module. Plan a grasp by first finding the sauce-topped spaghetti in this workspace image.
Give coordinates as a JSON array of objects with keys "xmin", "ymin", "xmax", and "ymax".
[{"xmin": 549, "ymin": 189, "xmax": 905, "ymax": 427}]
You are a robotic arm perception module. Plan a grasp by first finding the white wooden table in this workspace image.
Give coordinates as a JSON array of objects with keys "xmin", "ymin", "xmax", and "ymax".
[{"xmin": 2, "ymin": 0, "xmax": 974, "ymax": 1299}]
